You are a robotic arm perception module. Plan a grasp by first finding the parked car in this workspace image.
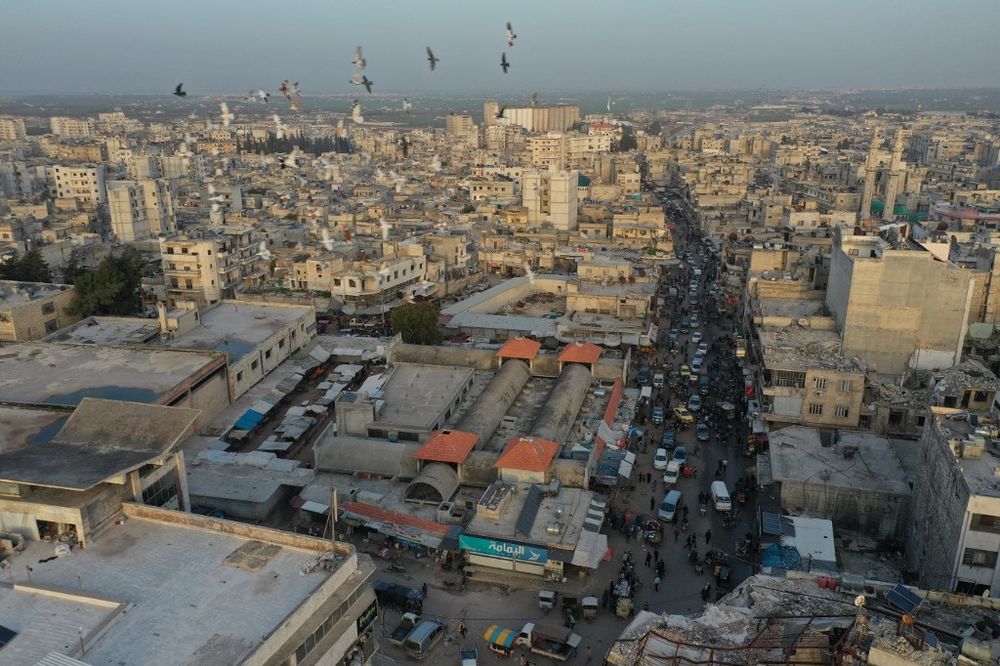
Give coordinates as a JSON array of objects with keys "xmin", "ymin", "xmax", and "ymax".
[
  {"xmin": 691, "ymin": 331, "xmax": 703, "ymax": 344},
  {"xmin": 672, "ymin": 446, "xmax": 688, "ymax": 466},
  {"xmin": 696, "ymin": 422, "xmax": 711, "ymax": 441},
  {"xmin": 660, "ymin": 429, "xmax": 677, "ymax": 449},
  {"xmin": 658, "ymin": 490, "xmax": 683, "ymax": 522},
  {"xmin": 668, "ymin": 328, "xmax": 679, "ymax": 341},
  {"xmin": 673, "ymin": 406, "xmax": 694, "ymax": 424},
  {"xmin": 688, "ymin": 394, "xmax": 702, "ymax": 412},
  {"xmin": 652, "ymin": 406, "xmax": 665, "ymax": 424},
  {"xmin": 662, "ymin": 461, "xmax": 681, "ymax": 486},
  {"xmin": 653, "ymin": 448, "xmax": 669, "ymax": 470}
]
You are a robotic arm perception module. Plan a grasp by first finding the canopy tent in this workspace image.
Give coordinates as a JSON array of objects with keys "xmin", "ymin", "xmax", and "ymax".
[{"xmin": 483, "ymin": 625, "xmax": 516, "ymax": 649}]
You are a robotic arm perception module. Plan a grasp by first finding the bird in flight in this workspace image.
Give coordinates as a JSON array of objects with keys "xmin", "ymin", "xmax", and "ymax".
[
  {"xmin": 351, "ymin": 100, "xmax": 364, "ymax": 123},
  {"xmin": 359, "ymin": 75, "xmax": 374, "ymax": 94},
  {"xmin": 496, "ymin": 105, "xmax": 507, "ymax": 119},
  {"xmin": 353, "ymin": 47, "xmax": 366, "ymax": 70},
  {"xmin": 273, "ymin": 114, "xmax": 286, "ymax": 139},
  {"xmin": 500, "ymin": 53, "xmax": 510, "ymax": 74},
  {"xmin": 530, "ymin": 92, "xmax": 538, "ymax": 107},
  {"xmin": 279, "ymin": 80, "xmax": 300, "ymax": 100},
  {"xmin": 398, "ymin": 136, "xmax": 411, "ymax": 157},
  {"xmin": 173, "ymin": 83, "xmax": 187, "ymax": 97},
  {"xmin": 246, "ymin": 89, "xmax": 270, "ymax": 103},
  {"xmin": 426, "ymin": 47, "xmax": 439, "ymax": 71},
  {"xmin": 219, "ymin": 102, "xmax": 234, "ymax": 128},
  {"xmin": 402, "ymin": 98, "xmax": 413, "ymax": 114},
  {"xmin": 506, "ymin": 22, "xmax": 517, "ymax": 47}
]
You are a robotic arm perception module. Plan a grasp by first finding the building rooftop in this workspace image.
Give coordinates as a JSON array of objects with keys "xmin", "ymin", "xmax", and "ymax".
[
  {"xmin": 929, "ymin": 408, "xmax": 1000, "ymax": 498},
  {"xmin": 768, "ymin": 426, "xmax": 911, "ymax": 495},
  {"xmin": 497, "ymin": 337, "xmax": 541, "ymax": 361},
  {"xmin": 44, "ymin": 315, "xmax": 161, "ymax": 345},
  {"xmin": 0, "ymin": 505, "xmax": 355, "ymax": 666},
  {"xmin": 0, "ymin": 405, "xmax": 69, "ymax": 452},
  {"xmin": 0, "ymin": 280, "xmax": 71, "ymax": 310},
  {"xmin": 375, "ymin": 363, "xmax": 475, "ymax": 432},
  {"xmin": 495, "ymin": 436, "xmax": 560, "ymax": 472},
  {"xmin": 0, "ymin": 342, "xmax": 224, "ymax": 407},
  {"xmin": 758, "ymin": 325, "xmax": 859, "ymax": 371},
  {"xmin": 558, "ymin": 341, "xmax": 603, "ymax": 365},
  {"xmin": 414, "ymin": 429, "xmax": 480, "ymax": 463},
  {"xmin": 160, "ymin": 301, "xmax": 311, "ymax": 362},
  {"xmin": 0, "ymin": 399, "xmax": 199, "ymax": 490},
  {"xmin": 466, "ymin": 484, "xmax": 597, "ymax": 554}
]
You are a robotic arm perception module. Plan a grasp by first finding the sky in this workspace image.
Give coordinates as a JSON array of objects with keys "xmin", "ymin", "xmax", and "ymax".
[{"xmin": 1, "ymin": 0, "xmax": 999, "ymax": 95}]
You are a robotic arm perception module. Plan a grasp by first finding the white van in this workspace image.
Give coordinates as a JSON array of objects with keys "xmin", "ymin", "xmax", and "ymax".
[{"xmin": 711, "ymin": 481, "xmax": 732, "ymax": 512}]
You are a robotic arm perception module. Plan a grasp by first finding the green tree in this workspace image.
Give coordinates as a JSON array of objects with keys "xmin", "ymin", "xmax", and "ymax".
[
  {"xmin": 0, "ymin": 249, "xmax": 52, "ymax": 282},
  {"xmin": 390, "ymin": 302, "xmax": 443, "ymax": 345},
  {"xmin": 61, "ymin": 250, "xmax": 86, "ymax": 285},
  {"xmin": 617, "ymin": 128, "xmax": 638, "ymax": 152},
  {"xmin": 68, "ymin": 248, "xmax": 145, "ymax": 316}
]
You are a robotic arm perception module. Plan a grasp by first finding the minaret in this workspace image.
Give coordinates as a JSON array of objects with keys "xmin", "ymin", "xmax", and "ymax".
[
  {"xmin": 860, "ymin": 127, "xmax": 880, "ymax": 219},
  {"xmin": 882, "ymin": 129, "xmax": 907, "ymax": 222}
]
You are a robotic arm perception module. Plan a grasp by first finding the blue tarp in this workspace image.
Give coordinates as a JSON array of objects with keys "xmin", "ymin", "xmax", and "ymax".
[
  {"xmin": 761, "ymin": 543, "xmax": 802, "ymax": 571},
  {"xmin": 234, "ymin": 409, "xmax": 266, "ymax": 431}
]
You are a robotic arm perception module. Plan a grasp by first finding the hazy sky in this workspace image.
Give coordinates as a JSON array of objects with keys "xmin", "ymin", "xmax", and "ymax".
[{"xmin": 2, "ymin": 0, "xmax": 999, "ymax": 94}]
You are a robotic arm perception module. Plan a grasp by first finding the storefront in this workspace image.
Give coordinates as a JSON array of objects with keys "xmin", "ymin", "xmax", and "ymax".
[{"xmin": 459, "ymin": 534, "xmax": 563, "ymax": 579}]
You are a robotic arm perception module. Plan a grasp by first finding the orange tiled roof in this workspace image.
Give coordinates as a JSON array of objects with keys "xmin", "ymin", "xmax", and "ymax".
[
  {"xmin": 497, "ymin": 337, "xmax": 542, "ymax": 361},
  {"xmin": 558, "ymin": 342, "xmax": 603, "ymax": 365},
  {"xmin": 494, "ymin": 436, "xmax": 559, "ymax": 472},
  {"xmin": 414, "ymin": 429, "xmax": 479, "ymax": 464},
  {"xmin": 341, "ymin": 501, "xmax": 450, "ymax": 535}
]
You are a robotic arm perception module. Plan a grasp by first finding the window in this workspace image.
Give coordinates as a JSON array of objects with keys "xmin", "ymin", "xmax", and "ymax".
[
  {"xmin": 41, "ymin": 302, "xmax": 56, "ymax": 315},
  {"xmin": 808, "ymin": 403, "xmax": 823, "ymax": 415},
  {"xmin": 835, "ymin": 405, "xmax": 849, "ymax": 418},
  {"xmin": 813, "ymin": 377, "xmax": 827, "ymax": 390},
  {"xmin": 236, "ymin": 370, "xmax": 244, "ymax": 382},
  {"xmin": 839, "ymin": 380, "xmax": 853, "ymax": 392},
  {"xmin": 278, "ymin": 338, "xmax": 285, "ymax": 350},
  {"xmin": 962, "ymin": 548, "xmax": 998, "ymax": 568},
  {"xmin": 970, "ymin": 514, "xmax": 1000, "ymax": 535},
  {"xmin": 916, "ymin": 415, "xmax": 926, "ymax": 427},
  {"xmin": 265, "ymin": 348, "xmax": 272, "ymax": 359},
  {"xmin": 251, "ymin": 359, "xmax": 259, "ymax": 371},
  {"xmin": 975, "ymin": 391, "xmax": 988, "ymax": 402},
  {"xmin": 44, "ymin": 319, "xmax": 59, "ymax": 333}
]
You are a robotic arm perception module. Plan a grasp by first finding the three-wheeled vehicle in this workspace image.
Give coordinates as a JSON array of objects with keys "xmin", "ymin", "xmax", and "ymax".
[
  {"xmin": 482, "ymin": 625, "xmax": 516, "ymax": 658},
  {"xmin": 716, "ymin": 565, "xmax": 731, "ymax": 590},
  {"xmin": 644, "ymin": 518, "xmax": 663, "ymax": 544},
  {"xmin": 538, "ymin": 589, "xmax": 557, "ymax": 613},
  {"xmin": 681, "ymin": 463, "xmax": 697, "ymax": 478},
  {"xmin": 581, "ymin": 596, "xmax": 599, "ymax": 622},
  {"xmin": 562, "ymin": 596, "xmax": 578, "ymax": 629}
]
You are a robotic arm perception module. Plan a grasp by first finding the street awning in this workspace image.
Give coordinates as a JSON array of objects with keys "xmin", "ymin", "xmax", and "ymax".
[
  {"xmin": 234, "ymin": 409, "xmax": 265, "ymax": 431},
  {"xmin": 483, "ymin": 625, "xmax": 516, "ymax": 648},
  {"xmin": 572, "ymin": 531, "xmax": 609, "ymax": 569}
]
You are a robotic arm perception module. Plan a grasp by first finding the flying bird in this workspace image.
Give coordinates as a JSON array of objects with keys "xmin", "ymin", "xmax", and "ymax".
[
  {"xmin": 219, "ymin": 102, "xmax": 234, "ymax": 128},
  {"xmin": 426, "ymin": 47, "xmax": 439, "ymax": 71},
  {"xmin": 530, "ymin": 92, "xmax": 538, "ymax": 107},
  {"xmin": 398, "ymin": 135, "xmax": 411, "ymax": 157},
  {"xmin": 496, "ymin": 105, "xmax": 507, "ymax": 119},
  {"xmin": 351, "ymin": 100, "xmax": 364, "ymax": 123},
  {"xmin": 173, "ymin": 83, "xmax": 187, "ymax": 97},
  {"xmin": 500, "ymin": 53, "xmax": 510, "ymax": 74},
  {"xmin": 279, "ymin": 80, "xmax": 300, "ymax": 100},
  {"xmin": 360, "ymin": 75, "xmax": 374, "ymax": 94},
  {"xmin": 273, "ymin": 114, "xmax": 286, "ymax": 139},
  {"xmin": 246, "ymin": 89, "xmax": 270, "ymax": 103},
  {"xmin": 290, "ymin": 98, "xmax": 302, "ymax": 112},
  {"xmin": 353, "ymin": 46, "xmax": 366, "ymax": 70},
  {"xmin": 506, "ymin": 22, "xmax": 517, "ymax": 47},
  {"xmin": 402, "ymin": 98, "xmax": 413, "ymax": 114}
]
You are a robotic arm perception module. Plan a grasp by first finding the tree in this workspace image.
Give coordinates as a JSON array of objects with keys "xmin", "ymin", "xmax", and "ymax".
[
  {"xmin": 461, "ymin": 204, "xmax": 476, "ymax": 214},
  {"xmin": 390, "ymin": 302, "xmax": 443, "ymax": 345},
  {"xmin": 68, "ymin": 247, "xmax": 145, "ymax": 317},
  {"xmin": 0, "ymin": 249, "xmax": 52, "ymax": 283},
  {"xmin": 61, "ymin": 250, "xmax": 86, "ymax": 285}
]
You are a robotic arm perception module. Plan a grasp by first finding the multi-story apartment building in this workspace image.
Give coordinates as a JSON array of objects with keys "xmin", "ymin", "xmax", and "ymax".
[
  {"xmin": 0, "ymin": 117, "xmax": 27, "ymax": 141},
  {"xmin": 159, "ymin": 227, "xmax": 261, "ymax": 307},
  {"xmin": 330, "ymin": 246, "xmax": 427, "ymax": 311},
  {"xmin": 527, "ymin": 132, "xmax": 612, "ymax": 171},
  {"xmin": 523, "ymin": 170, "xmax": 578, "ymax": 231},
  {"xmin": 108, "ymin": 179, "xmax": 175, "ymax": 242},
  {"xmin": 0, "ymin": 280, "xmax": 80, "ymax": 341},
  {"xmin": 51, "ymin": 164, "xmax": 107, "ymax": 205},
  {"xmin": 483, "ymin": 101, "xmax": 580, "ymax": 132},
  {"xmin": 49, "ymin": 116, "xmax": 96, "ymax": 138}
]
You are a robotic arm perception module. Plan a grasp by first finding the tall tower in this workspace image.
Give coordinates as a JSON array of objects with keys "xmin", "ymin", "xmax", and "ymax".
[
  {"xmin": 483, "ymin": 101, "xmax": 499, "ymax": 127},
  {"xmin": 860, "ymin": 127, "xmax": 880, "ymax": 220},
  {"xmin": 881, "ymin": 130, "xmax": 908, "ymax": 222}
]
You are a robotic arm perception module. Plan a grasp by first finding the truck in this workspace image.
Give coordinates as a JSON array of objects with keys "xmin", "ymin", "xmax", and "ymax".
[
  {"xmin": 389, "ymin": 612, "xmax": 421, "ymax": 647},
  {"xmin": 516, "ymin": 622, "xmax": 582, "ymax": 661},
  {"xmin": 460, "ymin": 649, "xmax": 479, "ymax": 666},
  {"xmin": 374, "ymin": 580, "xmax": 423, "ymax": 612}
]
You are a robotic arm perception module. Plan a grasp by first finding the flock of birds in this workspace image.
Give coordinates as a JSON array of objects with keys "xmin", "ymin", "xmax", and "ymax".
[{"xmin": 171, "ymin": 20, "xmax": 520, "ymax": 122}]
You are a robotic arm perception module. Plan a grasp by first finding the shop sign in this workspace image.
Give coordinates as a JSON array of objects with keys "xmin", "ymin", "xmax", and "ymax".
[{"xmin": 459, "ymin": 535, "xmax": 548, "ymax": 563}]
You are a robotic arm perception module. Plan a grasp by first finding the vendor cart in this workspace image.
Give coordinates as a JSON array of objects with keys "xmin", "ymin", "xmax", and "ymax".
[
  {"xmin": 482, "ymin": 625, "xmax": 516, "ymax": 658},
  {"xmin": 582, "ymin": 596, "xmax": 599, "ymax": 622},
  {"xmin": 615, "ymin": 596, "xmax": 634, "ymax": 618}
]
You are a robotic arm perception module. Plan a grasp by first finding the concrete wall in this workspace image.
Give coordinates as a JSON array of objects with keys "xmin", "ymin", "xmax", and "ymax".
[
  {"xmin": 389, "ymin": 342, "xmax": 497, "ymax": 370},
  {"xmin": 457, "ymin": 359, "xmax": 531, "ymax": 446},
  {"xmin": 779, "ymin": 482, "xmax": 909, "ymax": 541},
  {"xmin": 531, "ymin": 363, "xmax": 593, "ymax": 444},
  {"xmin": 825, "ymin": 238, "xmax": 853, "ymax": 333}
]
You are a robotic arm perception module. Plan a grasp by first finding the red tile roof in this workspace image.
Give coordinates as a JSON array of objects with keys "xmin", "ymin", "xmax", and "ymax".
[
  {"xmin": 341, "ymin": 501, "xmax": 450, "ymax": 535},
  {"xmin": 494, "ymin": 436, "xmax": 559, "ymax": 472},
  {"xmin": 558, "ymin": 342, "xmax": 603, "ymax": 365},
  {"xmin": 497, "ymin": 337, "xmax": 542, "ymax": 361},
  {"xmin": 594, "ymin": 378, "xmax": 624, "ymax": 466},
  {"xmin": 414, "ymin": 429, "xmax": 479, "ymax": 463}
]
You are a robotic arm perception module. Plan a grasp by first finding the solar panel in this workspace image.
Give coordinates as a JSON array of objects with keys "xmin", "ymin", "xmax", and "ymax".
[
  {"xmin": 516, "ymin": 485, "xmax": 544, "ymax": 537},
  {"xmin": 0, "ymin": 624, "xmax": 17, "ymax": 648},
  {"xmin": 885, "ymin": 584, "xmax": 923, "ymax": 614},
  {"xmin": 761, "ymin": 511, "xmax": 783, "ymax": 536}
]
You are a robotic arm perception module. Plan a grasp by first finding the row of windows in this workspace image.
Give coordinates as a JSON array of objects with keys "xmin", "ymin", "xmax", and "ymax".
[
  {"xmin": 969, "ymin": 514, "xmax": 1000, "ymax": 535},
  {"xmin": 806, "ymin": 404, "xmax": 850, "ymax": 418},
  {"xmin": 811, "ymin": 377, "xmax": 854, "ymax": 392},
  {"xmin": 293, "ymin": 585, "xmax": 371, "ymax": 663},
  {"xmin": 962, "ymin": 548, "xmax": 998, "ymax": 569}
]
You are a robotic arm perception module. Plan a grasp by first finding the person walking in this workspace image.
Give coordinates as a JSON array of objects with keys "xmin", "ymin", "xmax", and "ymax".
[
  {"xmin": 459, "ymin": 620, "xmax": 467, "ymax": 638},
  {"xmin": 644, "ymin": 550, "xmax": 652, "ymax": 567},
  {"xmin": 422, "ymin": 582, "xmax": 428, "ymax": 598},
  {"xmin": 673, "ymin": 526, "xmax": 680, "ymax": 542},
  {"xmin": 649, "ymin": 496, "xmax": 655, "ymax": 511},
  {"xmin": 701, "ymin": 583, "xmax": 712, "ymax": 602},
  {"xmin": 654, "ymin": 575, "xmax": 661, "ymax": 592},
  {"xmin": 653, "ymin": 549, "xmax": 660, "ymax": 563},
  {"xmin": 586, "ymin": 646, "xmax": 593, "ymax": 664},
  {"xmin": 705, "ymin": 530, "xmax": 712, "ymax": 546}
]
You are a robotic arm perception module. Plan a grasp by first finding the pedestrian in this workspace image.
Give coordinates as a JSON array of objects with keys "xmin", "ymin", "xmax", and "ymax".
[
  {"xmin": 651, "ymin": 479, "xmax": 657, "ymax": 493},
  {"xmin": 586, "ymin": 645, "xmax": 593, "ymax": 664},
  {"xmin": 701, "ymin": 583, "xmax": 712, "ymax": 602},
  {"xmin": 653, "ymin": 549, "xmax": 660, "ymax": 563},
  {"xmin": 459, "ymin": 620, "xmax": 467, "ymax": 638},
  {"xmin": 705, "ymin": 530, "xmax": 712, "ymax": 546},
  {"xmin": 644, "ymin": 551, "xmax": 652, "ymax": 567},
  {"xmin": 649, "ymin": 496, "xmax": 655, "ymax": 511},
  {"xmin": 673, "ymin": 526, "xmax": 680, "ymax": 542},
  {"xmin": 654, "ymin": 575, "xmax": 661, "ymax": 591},
  {"xmin": 422, "ymin": 582, "xmax": 428, "ymax": 598}
]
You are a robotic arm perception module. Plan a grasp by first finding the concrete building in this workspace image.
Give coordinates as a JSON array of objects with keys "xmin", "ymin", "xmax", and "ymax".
[
  {"xmin": 51, "ymin": 164, "xmax": 106, "ymax": 205},
  {"xmin": 484, "ymin": 101, "xmax": 580, "ymax": 132},
  {"xmin": 160, "ymin": 227, "xmax": 262, "ymax": 308},
  {"xmin": 523, "ymin": 170, "xmax": 578, "ymax": 231},
  {"xmin": 765, "ymin": 426, "xmax": 912, "ymax": 540},
  {"xmin": 906, "ymin": 404, "xmax": 1000, "ymax": 597},
  {"xmin": 827, "ymin": 228, "xmax": 973, "ymax": 374},
  {"xmin": 0, "ymin": 502, "xmax": 377, "ymax": 666},
  {"xmin": 0, "ymin": 280, "xmax": 79, "ymax": 341},
  {"xmin": 108, "ymin": 178, "xmax": 175, "ymax": 241},
  {"xmin": 0, "ymin": 398, "xmax": 198, "ymax": 545},
  {"xmin": 49, "ymin": 116, "xmax": 95, "ymax": 138},
  {"xmin": 0, "ymin": 116, "xmax": 27, "ymax": 141},
  {"xmin": 330, "ymin": 246, "xmax": 427, "ymax": 315}
]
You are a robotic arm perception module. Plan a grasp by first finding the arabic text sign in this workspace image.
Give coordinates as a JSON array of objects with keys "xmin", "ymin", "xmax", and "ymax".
[{"xmin": 459, "ymin": 535, "xmax": 548, "ymax": 564}]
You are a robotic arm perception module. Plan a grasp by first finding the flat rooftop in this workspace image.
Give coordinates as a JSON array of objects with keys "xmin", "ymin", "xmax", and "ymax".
[
  {"xmin": 0, "ymin": 508, "xmax": 349, "ymax": 666},
  {"xmin": 45, "ymin": 315, "xmax": 161, "ymax": 345},
  {"xmin": 466, "ymin": 485, "xmax": 594, "ymax": 552},
  {"xmin": 930, "ymin": 411, "xmax": 1000, "ymax": 498},
  {"xmin": 0, "ymin": 280, "xmax": 71, "ymax": 309},
  {"xmin": 0, "ymin": 342, "xmax": 223, "ymax": 406},
  {"xmin": 0, "ymin": 405, "xmax": 69, "ymax": 452},
  {"xmin": 161, "ymin": 302, "xmax": 311, "ymax": 362},
  {"xmin": 758, "ymin": 326, "xmax": 858, "ymax": 371},
  {"xmin": 757, "ymin": 297, "xmax": 827, "ymax": 320},
  {"xmin": 376, "ymin": 363, "xmax": 475, "ymax": 431},
  {"xmin": 768, "ymin": 426, "xmax": 911, "ymax": 495}
]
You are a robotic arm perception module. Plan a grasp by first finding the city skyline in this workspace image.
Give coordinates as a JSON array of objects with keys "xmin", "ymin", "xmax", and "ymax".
[{"xmin": 3, "ymin": 0, "xmax": 1000, "ymax": 94}]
